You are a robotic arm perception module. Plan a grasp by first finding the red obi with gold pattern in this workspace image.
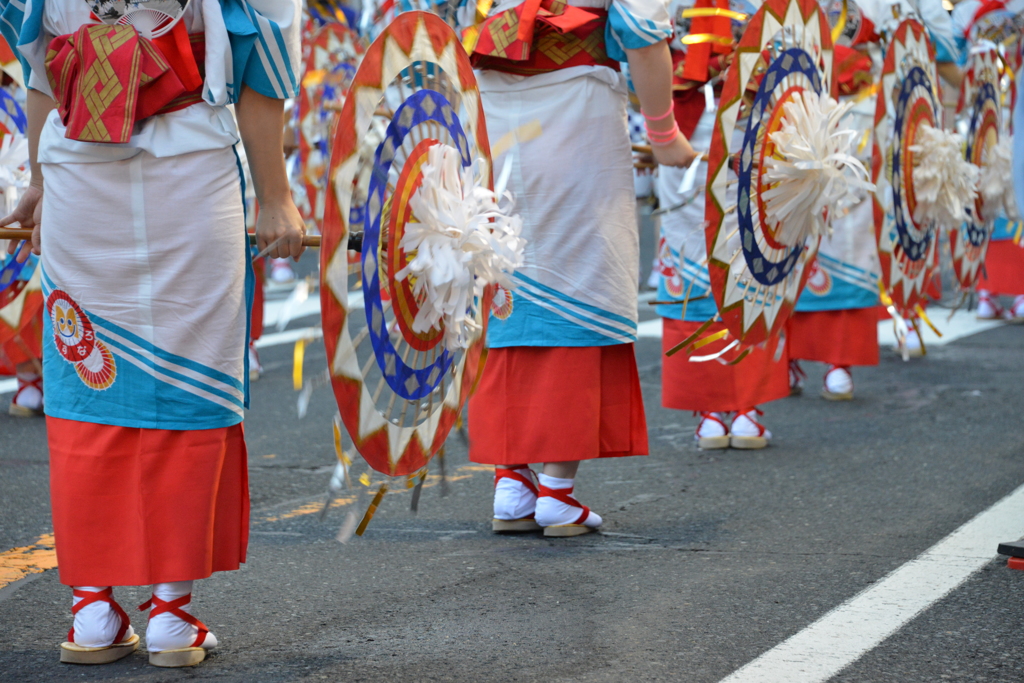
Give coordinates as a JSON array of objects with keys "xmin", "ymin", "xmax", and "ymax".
[
  {"xmin": 45, "ymin": 21, "xmax": 205, "ymax": 144},
  {"xmin": 470, "ymin": 0, "xmax": 618, "ymax": 76},
  {"xmin": 834, "ymin": 45, "xmax": 873, "ymax": 98}
]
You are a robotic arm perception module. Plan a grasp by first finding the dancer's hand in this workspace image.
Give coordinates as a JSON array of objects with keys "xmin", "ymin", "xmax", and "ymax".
[
  {"xmin": 2, "ymin": 185, "xmax": 43, "ymax": 263},
  {"xmin": 255, "ymin": 198, "xmax": 306, "ymax": 261},
  {"xmin": 652, "ymin": 134, "xmax": 699, "ymax": 169}
]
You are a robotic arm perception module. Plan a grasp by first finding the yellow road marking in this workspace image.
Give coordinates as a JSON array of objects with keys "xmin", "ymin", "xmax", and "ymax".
[
  {"xmin": 263, "ymin": 495, "xmax": 356, "ymax": 523},
  {"xmin": 0, "ymin": 533, "xmax": 57, "ymax": 590}
]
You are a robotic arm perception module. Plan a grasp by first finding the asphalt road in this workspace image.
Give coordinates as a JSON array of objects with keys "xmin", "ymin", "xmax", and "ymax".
[{"xmin": 2, "ymin": 293, "xmax": 1024, "ymax": 682}]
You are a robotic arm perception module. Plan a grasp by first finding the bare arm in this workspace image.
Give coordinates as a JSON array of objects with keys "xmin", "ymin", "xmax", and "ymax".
[
  {"xmin": 4, "ymin": 88, "xmax": 56, "ymax": 262},
  {"xmin": 236, "ymin": 85, "xmax": 305, "ymax": 260},
  {"xmin": 937, "ymin": 61, "xmax": 963, "ymax": 91},
  {"xmin": 625, "ymin": 41, "xmax": 697, "ymax": 168}
]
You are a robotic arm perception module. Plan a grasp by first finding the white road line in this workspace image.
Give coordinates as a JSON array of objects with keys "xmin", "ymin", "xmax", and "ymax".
[
  {"xmin": 638, "ymin": 318, "xmax": 662, "ymax": 338},
  {"xmin": 0, "ymin": 377, "xmax": 15, "ymax": 395},
  {"xmin": 718, "ymin": 482, "xmax": 1024, "ymax": 683}
]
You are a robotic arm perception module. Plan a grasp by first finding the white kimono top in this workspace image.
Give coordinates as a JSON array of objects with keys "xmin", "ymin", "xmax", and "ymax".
[{"xmin": 474, "ymin": 0, "xmax": 671, "ymax": 348}]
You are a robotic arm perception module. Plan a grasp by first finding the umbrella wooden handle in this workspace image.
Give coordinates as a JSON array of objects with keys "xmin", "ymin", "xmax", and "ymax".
[
  {"xmin": 0, "ymin": 228, "xmax": 322, "ymax": 248},
  {"xmin": 0, "ymin": 228, "xmax": 33, "ymax": 241},
  {"xmin": 249, "ymin": 234, "xmax": 322, "ymax": 248}
]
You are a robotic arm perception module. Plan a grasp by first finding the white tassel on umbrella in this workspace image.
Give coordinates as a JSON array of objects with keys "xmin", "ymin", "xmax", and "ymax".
[
  {"xmin": 396, "ymin": 143, "xmax": 525, "ymax": 351},
  {"xmin": 760, "ymin": 90, "xmax": 874, "ymax": 247},
  {"xmin": 0, "ymin": 132, "xmax": 29, "ymax": 215},
  {"xmin": 908, "ymin": 123, "xmax": 979, "ymax": 230},
  {"xmin": 977, "ymin": 138, "xmax": 1018, "ymax": 222}
]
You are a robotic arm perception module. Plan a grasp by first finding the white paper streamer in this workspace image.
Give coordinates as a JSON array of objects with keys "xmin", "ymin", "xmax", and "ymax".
[
  {"xmin": 909, "ymin": 123, "xmax": 980, "ymax": 230},
  {"xmin": 761, "ymin": 91, "xmax": 874, "ymax": 247},
  {"xmin": 0, "ymin": 132, "xmax": 29, "ymax": 215},
  {"xmin": 978, "ymin": 137, "xmax": 1018, "ymax": 222},
  {"xmin": 396, "ymin": 143, "xmax": 525, "ymax": 351}
]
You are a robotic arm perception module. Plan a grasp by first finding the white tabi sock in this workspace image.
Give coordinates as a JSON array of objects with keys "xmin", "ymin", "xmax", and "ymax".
[
  {"xmin": 824, "ymin": 366, "xmax": 853, "ymax": 395},
  {"xmin": 493, "ymin": 466, "xmax": 538, "ymax": 521},
  {"xmin": 71, "ymin": 586, "xmax": 134, "ymax": 648},
  {"xmin": 14, "ymin": 372, "xmax": 42, "ymax": 410},
  {"xmin": 535, "ymin": 474, "xmax": 602, "ymax": 529},
  {"xmin": 731, "ymin": 409, "xmax": 772, "ymax": 440},
  {"xmin": 1012, "ymin": 295, "xmax": 1024, "ymax": 318},
  {"xmin": 144, "ymin": 581, "xmax": 217, "ymax": 653}
]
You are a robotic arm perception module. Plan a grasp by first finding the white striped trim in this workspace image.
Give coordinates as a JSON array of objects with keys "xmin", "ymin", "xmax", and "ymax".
[
  {"xmin": 244, "ymin": 5, "xmax": 291, "ymax": 98},
  {"xmin": 816, "ymin": 257, "xmax": 879, "ymax": 291},
  {"xmin": 104, "ymin": 339, "xmax": 245, "ymax": 417},
  {"xmin": 515, "ymin": 281, "xmax": 637, "ymax": 337},
  {"xmin": 610, "ymin": 3, "xmax": 670, "ymax": 45},
  {"xmin": 680, "ymin": 262, "xmax": 711, "ymax": 289},
  {"xmin": 97, "ymin": 325, "xmax": 244, "ymax": 405},
  {"xmin": 516, "ymin": 288, "xmax": 637, "ymax": 344}
]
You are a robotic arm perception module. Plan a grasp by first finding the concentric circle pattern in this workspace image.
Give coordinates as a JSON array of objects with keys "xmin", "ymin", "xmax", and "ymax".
[
  {"xmin": 319, "ymin": 12, "xmax": 492, "ymax": 476},
  {"xmin": 950, "ymin": 45, "xmax": 1003, "ymax": 291},
  {"xmin": 705, "ymin": 0, "xmax": 833, "ymax": 347},
  {"xmin": 872, "ymin": 19, "xmax": 941, "ymax": 317}
]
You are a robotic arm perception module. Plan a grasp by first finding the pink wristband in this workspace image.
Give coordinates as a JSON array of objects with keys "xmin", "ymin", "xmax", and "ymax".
[
  {"xmin": 646, "ymin": 120, "xmax": 680, "ymax": 146},
  {"xmin": 641, "ymin": 106, "xmax": 675, "ymax": 123}
]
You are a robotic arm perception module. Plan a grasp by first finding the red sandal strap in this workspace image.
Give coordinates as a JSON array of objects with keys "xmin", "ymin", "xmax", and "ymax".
[
  {"xmin": 696, "ymin": 411, "xmax": 728, "ymax": 432},
  {"xmin": 495, "ymin": 467, "xmax": 538, "ymax": 496},
  {"xmin": 788, "ymin": 360, "xmax": 807, "ymax": 380},
  {"xmin": 13, "ymin": 376, "xmax": 42, "ymax": 404},
  {"xmin": 735, "ymin": 408, "xmax": 766, "ymax": 437},
  {"xmin": 139, "ymin": 594, "xmax": 209, "ymax": 649},
  {"xmin": 537, "ymin": 485, "xmax": 590, "ymax": 526},
  {"xmin": 69, "ymin": 588, "xmax": 130, "ymax": 645},
  {"xmin": 980, "ymin": 297, "xmax": 1005, "ymax": 316}
]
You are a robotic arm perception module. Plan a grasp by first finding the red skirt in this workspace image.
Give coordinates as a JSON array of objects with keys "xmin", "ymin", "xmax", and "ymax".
[
  {"xmin": 0, "ymin": 311, "xmax": 43, "ymax": 374},
  {"xmin": 468, "ymin": 345, "xmax": 648, "ymax": 465},
  {"xmin": 47, "ymin": 418, "xmax": 250, "ymax": 587},
  {"xmin": 250, "ymin": 257, "xmax": 265, "ymax": 342},
  {"xmin": 661, "ymin": 318, "xmax": 789, "ymax": 413},
  {"xmin": 978, "ymin": 240, "xmax": 1024, "ymax": 295},
  {"xmin": 786, "ymin": 308, "xmax": 879, "ymax": 367}
]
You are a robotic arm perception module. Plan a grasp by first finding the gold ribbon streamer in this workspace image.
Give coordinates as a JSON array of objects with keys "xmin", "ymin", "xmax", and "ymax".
[
  {"xmin": 691, "ymin": 339, "xmax": 739, "ymax": 362},
  {"xmin": 680, "ymin": 7, "xmax": 748, "ymax": 20},
  {"xmin": 680, "ymin": 34, "xmax": 734, "ymax": 47},
  {"xmin": 857, "ymin": 127, "xmax": 871, "ymax": 154},
  {"xmin": 879, "ymin": 281, "xmax": 912, "ymax": 360},
  {"xmin": 355, "ymin": 484, "xmax": 388, "ymax": 536},
  {"xmin": 461, "ymin": 0, "xmax": 494, "ymax": 53},
  {"xmin": 909, "ymin": 316, "xmax": 927, "ymax": 356},
  {"xmin": 491, "ymin": 119, "xmax": 543, "ymax": 158},
  {"xmin": 293, "ymin": 338, "xmax": 306, "ymax": 391},
  {"xmin": 302, "ymin": 69, "xmax": 326, "ymax": 88},
  {"xmin": 831, "ymin": 0, "xmax": 847, "ymax": 44},
  {"xmin": 332, "ymin": 417, "xmax": 352, "ymax": 489},
  {"xmin": 727, "ymin": 348, "xmax": 752, "ymax": 365},
  {"xmin": 878, "ymin": 283, "xmax": 893, "ymax": 307},
  {"xmin": 854, "ymin": 82, "xmax": 880, "ymax": 104},
  {"xmin": 665, "ymin": 317, "xmax": 716, "ymax": 356},
  {"xmin": 914, "ymin": 304, "xmax": 943, "ymax": 337},
  {"xmin": 462, "ymin": 25, "xmax": 481, "ymax": 53},
  {"xmin": 690, "ymin": 329, "xmax": 729, "ymax": 350}
]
